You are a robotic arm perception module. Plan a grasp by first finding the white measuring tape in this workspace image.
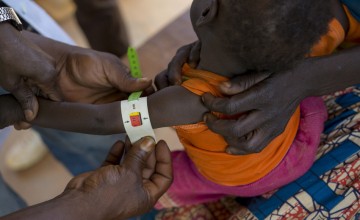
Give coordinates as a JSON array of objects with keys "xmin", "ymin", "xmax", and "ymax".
[
  {"xmin": 121, "ymin": 48, "xmax": 156, "ymax": 143},
  {"xmin": 121, "ymin": 96, "xmax": 156, "ymax": 143}
]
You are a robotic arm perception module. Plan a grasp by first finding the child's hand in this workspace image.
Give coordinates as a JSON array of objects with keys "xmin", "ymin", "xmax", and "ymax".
[
  {"xmin": 0, "ymin": 94, "xmax": 26, "ymax": 129},
  {"xmin": 155, "ymin": 41, "xmax": 201, "ymax": 90}
]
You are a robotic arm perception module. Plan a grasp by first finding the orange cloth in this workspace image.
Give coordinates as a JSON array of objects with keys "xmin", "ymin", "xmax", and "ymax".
[
  {"xmin": 311, "ymin": 6, "xmax": 360, "ymax": 56},
  {"xmin": 344, "ymin": 6, "xmax": 360, "ymax": 43},
  {"xmin": 175, "ymin": 64, "xmax": 300, "ymax": 186},
  {"xmin": 175, "ymin": 7, "xmax": 360, "ymax": 186},
  {"xmin": 311, "ymin": 19, "xmax": 345, "ymax": 56}
]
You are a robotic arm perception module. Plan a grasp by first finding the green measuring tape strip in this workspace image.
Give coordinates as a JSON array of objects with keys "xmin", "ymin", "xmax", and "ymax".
[{"xmin": 127, "ymin": 47, "xmax": 143, "ymax": 101}]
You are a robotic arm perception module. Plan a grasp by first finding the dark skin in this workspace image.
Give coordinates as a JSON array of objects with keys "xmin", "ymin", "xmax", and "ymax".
[
  {"xmin": 158, "ymin": 0, "xmax": 356, "ymax": 155},
  {"xmin": 0, "ymin": 23, "xmax": 151, "ymax": 126},
  {"xmin": 0, "ymin": 15, "xmax": 207, "ymax": 135},
  {"xmin": 202, "ymin": 0, "xmax": 353, "ymax": 154},
  {"xmin": 0, "ymin": 137, "xmax": 173, "ymax": 220},
  {"xmin": 0, "ymin": 84, "xmax": 207, "ymax": 134}
]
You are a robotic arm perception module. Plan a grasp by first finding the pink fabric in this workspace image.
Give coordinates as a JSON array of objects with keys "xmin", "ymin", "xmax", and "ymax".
[{"xmin": 156, "ymin": 97, "xmax": 328, "ymax": 208}]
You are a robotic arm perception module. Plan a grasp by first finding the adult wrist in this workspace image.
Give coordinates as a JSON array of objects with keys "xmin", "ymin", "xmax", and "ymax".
[{"xmin": 51, "ymin": 190, "xmax": 104, "ymax": 220}]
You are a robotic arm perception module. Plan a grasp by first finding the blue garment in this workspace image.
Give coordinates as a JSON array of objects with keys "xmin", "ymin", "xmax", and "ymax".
[
  {"xmin": 0, "ymin": 175, "xmax": 26, "ymax": 217},
  {"xmin": 341, "ymin": 0, "xmax": 360, "ymax": 21},
  {"xmin": 34, "ymin": 127, "xmax": 125, "ymax": 175}
]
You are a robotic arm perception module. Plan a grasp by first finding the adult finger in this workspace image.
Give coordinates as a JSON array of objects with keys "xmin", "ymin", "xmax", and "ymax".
[
  {"xmin": 34, "ymin": 82, "xmax": 62, "ymax": 102},
  {"xmin": 145, "ymin": 140, "xmax": 173, "ymax": 199},
  {"xmin": 226, "ymin": 126, "xmax": 280, "ymax": 155},
  {"xmin": 26, "ymin": 57, "xmax": 62, "ymax": 102},
  {"xmin": 204, "ymin": 111, "xmax": 265, "ymax": 141},
  {"xmin": 202, "ymin": 91, "xmax": 260, "ymax": 116},
  {"xmin": 124, "ymin": 135, "xmax": 157, "ymax": 179},
  {"xmin": 102, "ymin": 141, "xmax": 125, "ymax": 166},
  {"xmin": 142, "ymin": 149, "xmax": 156, "ymax": 179},
  {"xmin": 0, "ymin": 94, "xmax": 25, "ymax": 129},
  {"xmin": 13, "ymin": 121, "xmax": 32, "ymax": 130},
  {"xmin": 122, "ymin": 137, "xmax": 156, "ymax": 175},
  {"xmin": 219, "ymin": 71, "xmax": 271, "ymax": 95},
  {"xmin": 107, "ymin": 61, "xmax": 153, "ymax": 93},
  {"xmin": 113, "ymin": 73, "xmax": 152, "ymax": 93},
  {"xmin": 11, "ymin": 81, "xmax": 38, "ymax": 121}
]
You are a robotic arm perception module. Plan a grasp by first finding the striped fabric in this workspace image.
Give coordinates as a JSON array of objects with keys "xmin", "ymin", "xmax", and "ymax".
[{"xmin": 155, "ymin": 86, "xmax": 360, "ymax": 219}]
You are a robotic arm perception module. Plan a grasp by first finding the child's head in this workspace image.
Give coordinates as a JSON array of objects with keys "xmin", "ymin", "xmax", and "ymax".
[{"xmin": 190, "ymin": 0, "xmax": 333, "ymax": 74}]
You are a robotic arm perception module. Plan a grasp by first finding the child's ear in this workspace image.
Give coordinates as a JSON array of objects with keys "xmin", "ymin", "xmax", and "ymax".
[{"xmin": 196, "ymin": 0, "xmax": 218, "ymax": 27}]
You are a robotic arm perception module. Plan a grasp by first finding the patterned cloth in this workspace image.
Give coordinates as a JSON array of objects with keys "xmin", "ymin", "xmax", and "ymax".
[{"xmin": 155, "ymin": 86, "xmax": 360, "ymax": 220}]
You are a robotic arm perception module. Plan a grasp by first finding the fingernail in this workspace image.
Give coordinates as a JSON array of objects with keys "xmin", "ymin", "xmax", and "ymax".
[
  {"xmin": 203, "ymin": 114, "xmax": 208, "ymax": 122},
  {"xmin": 24, "ymin": 110, "xmax": 34, "ymax": 121},
  {"xmin": 140, "ymin": 136, "xmax": 155, "ymax": 152},
  {"xmin": 221, "ymin": 81, "xmax": 232, "ymax": 88}
]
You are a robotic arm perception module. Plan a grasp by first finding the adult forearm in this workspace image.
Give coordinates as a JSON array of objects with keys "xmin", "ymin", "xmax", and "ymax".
[
  {"xmin": 0, "ymin": 191, "xmax": 99, "ymax": 220},
  {"xmin": 302, "ymin": 46, "xmax": 360, "ymax": 97}
]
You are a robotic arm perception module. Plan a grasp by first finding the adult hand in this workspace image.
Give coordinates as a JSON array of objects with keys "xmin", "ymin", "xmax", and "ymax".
[
  {"xmin": 202, "ymin": 66, "xmax": 308, "ymax": 155},
  {"xmin": 155, "ymin": 41, "xmax": 201, "ymax": 90},
  {"xmin": 55, "ymin": 48, "xmax": 152, "ymax": 104},
  {"xmin": 21, "ymin": 31, "xmax": 152, "ymax": 104},
  {"xmin": 0, "ymin": 23, "xmax": 60, "ymax": 121},
  {"xmin": 65, "ymin": 137, "xmax": 172, "ymax": 220},
  {"xmin": 2, "ymin": 137, "xmax": 172, "ymax": 220},
  {"xmin": 12, "ymin": 31, "xmax": 152, "ymax": 129}
]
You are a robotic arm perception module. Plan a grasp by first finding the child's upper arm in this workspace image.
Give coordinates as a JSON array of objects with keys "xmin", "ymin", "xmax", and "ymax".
[{"xmin": 148, "ymin": 85, "xmax": 208, "ymax": 128}]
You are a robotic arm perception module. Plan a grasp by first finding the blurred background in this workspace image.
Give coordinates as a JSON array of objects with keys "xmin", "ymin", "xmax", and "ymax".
[{"xmin": 0, "ymin": 0, "xmax": 191, "ymax": 208}]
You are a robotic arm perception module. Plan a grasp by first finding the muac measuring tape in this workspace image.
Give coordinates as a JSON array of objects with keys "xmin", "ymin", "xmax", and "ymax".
[{"xmin": 121, "ymin": 47, "xmax": 156, "ymax": 143}]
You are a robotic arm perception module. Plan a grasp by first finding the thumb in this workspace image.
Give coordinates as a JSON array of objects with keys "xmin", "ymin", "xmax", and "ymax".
[
  {"xmin": 122, "ymin": 137, "xmax": 156, "ymax": 174},
  {"xmin": 108, "ymin": 63, "xmax": 152, "ymax": 93},
  {"xmin": 219, "ymin": 71, "xmax": 271, "ymax": 95},
  {"xmin": 11, "ymin": 81, "xmax": 38, "ymax": 121}
]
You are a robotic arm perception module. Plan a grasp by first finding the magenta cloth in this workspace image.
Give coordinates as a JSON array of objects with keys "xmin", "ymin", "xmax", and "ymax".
[{"xmin": 156, "ymin": 97, "xmax": 328, "ymax": 208}]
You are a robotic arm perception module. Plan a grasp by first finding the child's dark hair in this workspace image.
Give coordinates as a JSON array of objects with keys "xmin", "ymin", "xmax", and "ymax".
[{"xmin": 222, "ymin": 0, "xmax": 333, "ymax": 72}]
